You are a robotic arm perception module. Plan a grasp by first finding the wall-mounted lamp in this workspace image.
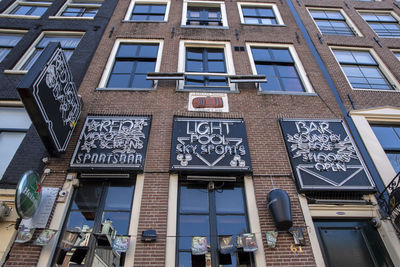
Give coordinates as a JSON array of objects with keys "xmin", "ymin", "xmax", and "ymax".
[
  {"xmin": 142, "ymin": 230, "xmax": 157, "ymax": 242},
  {"xmin": 267, "ymin": 189, "xmax": 293, "ymax": 231}
]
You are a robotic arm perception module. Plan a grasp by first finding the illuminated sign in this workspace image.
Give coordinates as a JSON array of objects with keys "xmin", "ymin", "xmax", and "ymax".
[
  {"xmin": 280, "ymin": 119, "xmax": 375, "ymax": 192},
  {"xmin": 70, "ymin": 115, "xmax": 151, "ymax": 170},
  {"xmin": 17, "ymin": 42, "xmax": 81, "ymax": 155},
  {"xmin": 170, "ymin": 117, "xmax": 252, "ymax": 173}
]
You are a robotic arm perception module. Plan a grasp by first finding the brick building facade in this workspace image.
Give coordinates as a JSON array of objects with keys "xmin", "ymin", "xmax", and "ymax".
[{"xmin": 2, "ymin": 0, "xmax": 400, "ymax": 266}]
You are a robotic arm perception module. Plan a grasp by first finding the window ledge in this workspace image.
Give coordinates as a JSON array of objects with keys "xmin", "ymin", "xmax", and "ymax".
[
  {"xmin": 181, "ymin": 25, "xmax": 228, "ymax": 29},
  {"xmin": 122, "ymin": 20, "xmax": 167, "ymax": 23},
  {"xmin": 177, "ymin": 88, "xmax": 239, "ymax": 93},
  {"xmin": 241, "ymin": 23, "xmax": 286, "ymax": 27},
  {"xmin": 96, "ymin": 87, "xmax": 156, "ymax": 91},
  {"xmin": 0, "ymin": 14, "xmax": 41, "ymax": 19},
  {"xmin": 258, "ymin": 91, "xmax": 317, "ymax": 96},
  {"xmin": 49, "ymin": 16, "xmax": 94, "ymax": 20},
  {"xmin": 4, "ymin": 69, "xmax": 27, "ymax": 75},
  {"xmin": 352, "ymin": 88, "xmax": 399, "ymax": 93}
]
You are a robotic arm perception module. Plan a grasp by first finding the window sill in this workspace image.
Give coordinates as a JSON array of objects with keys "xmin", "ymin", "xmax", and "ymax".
[
  {"xmin": 352, "ymin": 88, "xmax": 399, "ymax": 92},
  {"xmin": 181, "ymin": 25, "xmax": 228, "ymax": 29},
  {"xmin": 258, "ymin": 90, "xmax": 317, "ymax": 96},
  {"xmin": 0, "ymin": 14, "xmax": 41, "ymax": 19},
  {"xmin": 4, "ymin": 69, "xmax": 27, "ymax": 75},
  {"xmin": 96, "ymin": 87, "xmax": 156, "ymax": 91},
  {"xmin": 122, "ymin": 20, "xmax": 167, "ymax": 23},
  {"xmin": 241, "ymin": 23, "xmax": 286, "ymax": 27},
  {"xmin": 177, "ymin": 88, "xmax": 239, "ymax": 93},
  {"xmin": 49, "ymin": 16, "xmax": 94, "ymax": 20}
]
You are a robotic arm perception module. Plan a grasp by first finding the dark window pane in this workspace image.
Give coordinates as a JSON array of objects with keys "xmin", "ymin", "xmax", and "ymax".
[
  {"xmin": 371, "ymin": 126, "xmax": 400, "ymax": 149},
  {"xmin": 258, "ymin": 8, "xmax": 274, "ymax": 17},
  {"xmin": 186, "ymin": 60, "xmax": 203, "ymax": 72},
  {"xmin": 133, "ymin": 4, "xmax": 149, "ymax": 13},
  {"xmin": 277, "ymin": 65, "xmax": 298, "ymax": 77},
  {"xmin": 67, "ymin": 211, "xmax": 95, "ymax": 232},
  {"xmin": 132, "ymin": 74, "xmax": 152, "ymax": 88},
  {"xmin": 251, "ymin": 48, "xmax": 271, "ymax": 61},
  {"xmin": 136, "ymin": 61, "xmax": 156, "ymax": 73},
  {"xmin": 104, "ymin": 185, "xmax": 135, "ymax": 210},
  {"xmin": 72, "ymin": 184, "xmax": 102, "ymax": 210},
  {"xmin": 261, "ymin": 77, "xmax": 281, "ymax": 91},
  {"xmin": 216, "ymin": 187, "xmax": 245, "ymax": 213},
  {"xmin": 207, "ymin": 61, "xmax": 225, "ymax": 73},
  {"xmin": 178, "ymin": 252, "xmax": 193, "ymax": 267},
  {"xmin": 180, "ymin": 185, "xmax": 209, "ymax": 213},
  {"xmin": 150, "ymin": 5, "xmax": 166, "ymax": 14},
  {"xmin": 117, "ymin": 44, "xmax": 139, "ymax": 57},
  {"xmin": 102, "ymin": 211, "xmax": 130, "ymax": 235},
  {"xmin": 149, "ymin": 15, "xmax": 164, "ymax": 21},
  {"xmin": 281, "ymin": 77, "xmax": 304, "ymax": 91},
  {"xmin": 13, "ymin": 6, "xmax": 31, "ymax": 15},
  {"xmin": 139, "ymin": 45, "xmax": 158, "ymax": 58},
  {"xmin": 387, "ymin": 152, "xmax": 400, "ymax": 173},
  {"xmin": 107, "ymin": 74, "xmax": 131, "ymax": 88},
  {"xmin": 178, "ymin": 215, "xmax": 209, "ymax": 249},
  {"xmin": 217, "ymin": 215, "xmax": 248, "ymax": 235},
  {"xmin": 271, "ymin": 49, "xmax": 293, "ymax": 62},
  {"xmin": 131, "ymin": 15, "xmax": 147, "ymax": 20},
  {"xmin": 242, "ymin": 8, "xmax": 257, "ymax": 17},
  {"xmin": 187, "ymin": 49, "xmax": 203, "ymax": 60},
  {"xmin": 207, "ymin": 49, "xmax": 224, "ymax": 60},
  {"xmin": 112, "ymin": 61, "xmax": 134, "ymax": 74}
]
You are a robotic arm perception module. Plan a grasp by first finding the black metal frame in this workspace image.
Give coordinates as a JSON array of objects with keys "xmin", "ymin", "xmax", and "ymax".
[{"xmin": 377, "ymin": 171, "xmax": 400, "ymax": 216}]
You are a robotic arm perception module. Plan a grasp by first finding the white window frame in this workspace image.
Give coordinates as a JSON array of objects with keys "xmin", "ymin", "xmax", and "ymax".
[
  {"xmin": 358, "ymin": 10, "xmax": 400, "ymax": 38},
  {"xmin": 165, "ymin": 175, "xmax": 266, "ymax": 267},
  {"xmin": 0, "ymin": 104, "xmax": 31, "ymax": 180},
  {"xmin": 181, "ymin": 0, "xmax": 228, "ymax": 28},
  {"xmin": 0, "ymin": 29, "xmax": 27, "ymax": 63},
  {"xmin": 392, "ymin": 49, "xmax": 400, "ymax": 61},
  {"xmin": 330, "ymin": 46, "xmax": 400, "ymax": 92},
  {"xmin": 237, "ymin": 2, "xmax": 284, "ymax": 26},
  {"xmin": 5, "ymin": 31, "xmax": 84, "ymax": 74},
  {"xmin": 124, "ymin": 0, "xmax": 171, "ymax": 22},
  {"xmin": 98, "ymin": 38, "xmax": 164, "ymax": 90},
  {"xmin": 177, "ymin": 40, "xmax": 235, "ymax": 92},
  {"xmin": 50, "ymin": 0, "xmax": 103, "ymax": 20},
  {"xmin": 246, "ymin": 42, "xmax": 314, "ymax": 95},
  {"xmin": 307, "ymin": 7, "xmax": 362, "ymax": 37},
  {"xmin": 0, "ymin": 0, "xmax": 52, "ymax": 19}
]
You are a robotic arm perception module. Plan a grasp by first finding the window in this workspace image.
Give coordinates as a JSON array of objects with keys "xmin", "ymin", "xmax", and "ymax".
[
  {"xmin": 371, "ymin": 125, "xmax": 400, "ymax": 173},
  {"xmin": 177, "ymin": 180, "xmax": 253, "ymax": 266},
  {"xmin": 99, "ymin": 40, "xmax": 163, "ymax": 90},
  {"xmin": 182, "ymin": 1, "xmax": 228, "ymax": 28},
  {"xmin": 360, "ymin": 12, "xmax": 400, "ymax": 38},
  {"xmin": 0, "ymin": 31, "xmax": 24, "ymax": 62},
  {"xmin": 56, "ymin": 0, "xmax": 103, "ymax": 18},
  {"xmin": 394, "ymin": 52, "xmax": 400, "ymax": 61},
  {"xmin": 238, "ymin": 3, "xmax": 283, "ymax": 25},
  {"xmin": 14, "ymin": 32, "xmax": 83, "ymax": 71},
  {"xmin": 124, "ymin": 0, "xmax": 170, "ymax": 22},
  {"xmin": 247, "ymin": 44, "xmax": 311, "ymax": 93},
  {"xmin": 332, "ymin": 49, "xmax": 394, "ymax": 90},
  {"xmin": 310, "ymin": 9, "xmax": 356, "ymax": 36},
  {"xmin": 2, "ymin": 0, "xmax": 52, "ymax": 17},
  {"xmin": 54, "ymin": 181, "xmax": 135, "ymax": 266},
  {"xmin": 0, "ymin": 107, "xmax": 31, "ymax": 179},
  {"xmin": 178, "ymin": 41, "xmax": 235, "ymax": 91}
]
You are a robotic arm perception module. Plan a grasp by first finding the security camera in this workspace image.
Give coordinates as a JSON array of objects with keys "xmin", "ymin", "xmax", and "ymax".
[
  {"xmin": 59, "ymin": 190, "xmax": 67, "ymax": 197},
  {"xmin": 370, "ymin": 217, "xmax": 382, "ymax": 228}
]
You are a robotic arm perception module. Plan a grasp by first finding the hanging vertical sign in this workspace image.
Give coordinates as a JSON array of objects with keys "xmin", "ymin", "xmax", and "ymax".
[
  {"xmin": 170, "ymin": 117, "xmax": 252, "ymax": 172},
  {"xmin": 17, "ymin": 42, "xmax": 82, "ymax": 155},
  {"xmin": 279, "ymin": 119, "xmax": 375, "ymax": 192},
  {"xmin": 70, "ymin": 115, "xmax": 151, "ymax": 170}
]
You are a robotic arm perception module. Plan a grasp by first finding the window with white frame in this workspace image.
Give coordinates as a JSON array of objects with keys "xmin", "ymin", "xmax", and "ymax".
[
  {"xmin": 0, "ymin": 107, "xmax": 31, "ymax": 179},
  {"xmin": 99, "ymin": 40, "xmax": 163, "ymax": 90},
  {"xmin": 371, "ymin": 125, "xmax": 400, "ymax": 173},
  {"xmin": 13, "ymin": 32, "xmax": 83, "ymax": 71},
  {"xmin": 125, "ymin": 0, "xmax": 170, "ymax": 22},
  {"xmin": 309, "ymin": 9, "xmax": 356, "ymax": 36},
  {"xmin": 247, "ymin": 44, "xmax": 312, "ymax": 93},
  {"xmin": 178, "ymin": 41, "xmax": 235, "ymax": 91},
  {"xmin": 237, "ymin": 3, "xmax": 283, "ymax": 25},
  {"xmin": 359, "ymin": 12, "xmax": 400, "ymax": 38},
  {"xmin": 2, "ymin": 0, "xmax": 52, "ymax": 17},
  {"xmin": 332, "ymin": 49, "xmax": 395, "ymax": 90},
  {"xmin": 56, "ymin": 0, "xmax": 103, "ymax": 18},
  {"xmin": 182, "ymin": 1, "xmax": 228, "ymax": 28},
  {"xmin": 0, "ymin": 30, "xmax": 25, "ymax": 62},
  {"xmin": 394, "ymin": 51, "xmax": 400, "ymax": 61}
]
